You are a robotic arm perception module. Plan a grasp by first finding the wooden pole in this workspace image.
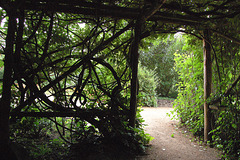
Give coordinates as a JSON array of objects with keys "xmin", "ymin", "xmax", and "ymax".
[
  {"xmin": 129, "ymin": 19, "xmax": 142, "ymax": 127},
  {"xmin": 0, "ymin": 13, "xmax": 16, "ymax": 158},
  {"xmin": 129, "ymin": 1, "xmax": 166, "ymax": 127},
  {"xmin": 203, "ymin": 29, "xmax": 212, "ymax": 142}
]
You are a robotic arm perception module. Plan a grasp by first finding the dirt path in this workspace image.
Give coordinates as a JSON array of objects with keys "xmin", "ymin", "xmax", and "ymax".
[{"xmin": 137, "ymin": 101, "xmax": 221, "ymax": 160}]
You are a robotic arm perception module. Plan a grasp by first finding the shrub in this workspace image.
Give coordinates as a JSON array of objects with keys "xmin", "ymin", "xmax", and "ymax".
[
  {"xmin": 173, "ymin": 47, "xmax": 204, "ymax": 136},
  {"xmin": 138, "ymin": 63, "xmax": 158, "ymax": 107},
  {"xmin": 210, "ymin": 96, "xmax": 240, "ymax": 159},
  {"xmin": 139, "ymin": 36, "xmax": 182, "ymax": 98}
]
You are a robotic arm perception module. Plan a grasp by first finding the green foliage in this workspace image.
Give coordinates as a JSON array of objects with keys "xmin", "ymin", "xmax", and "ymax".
[
  {"xmin": 138, "ymin": 63, "xmax": 158, "ymax": 107},
  {"xmin": 209, "ymin": 19, "xmax": 240, "ymax": 159},
  {"xmin": 5, "ymin": 11, "xmax": 153, "ymax": 157},
  {"xmin": 140, "ymin": 35, "xmax": 183, "ymax": 98},
  {"xmin": 13, "ymin": 137, "xmax": 69, "ymax": 160},
  {"xmin": 172, "ymin": 32, "xmax": 240, "ymax": 159},
  {"xmin": 10, "ymin": 105, "xmax": 152, "ymax": 159},
  {"xmin": 1, "ymin": 1, "xmax": 240, "ymax": 159},
  {"xmin": 210, "ymin": 97, "xmax": 240, "ymax": 159},
  {"xmin": 173, "ymin": 35, "xmax": 204, "ymax": 136},
  {"xmin": 10, "ymin": 117, "xmax": 53, "ymax": 139},
  {"xmin": 135, "ymin": 107, "xmax": 154, "ymax": 144}
]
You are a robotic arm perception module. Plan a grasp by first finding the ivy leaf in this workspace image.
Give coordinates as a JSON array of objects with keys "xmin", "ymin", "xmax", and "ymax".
[{"xmin": 231, "ymin": 124, "xmax": 237, "ymax": 129}]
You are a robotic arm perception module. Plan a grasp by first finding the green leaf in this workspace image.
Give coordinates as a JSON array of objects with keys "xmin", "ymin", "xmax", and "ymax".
[{"xmin": 231, "ymin": 124, "xmax": 237, "ymax": 129}]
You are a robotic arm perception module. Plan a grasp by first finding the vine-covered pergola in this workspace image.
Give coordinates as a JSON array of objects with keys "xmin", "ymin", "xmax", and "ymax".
[{"xmin": 1, "ymin": 0, "xmax": 240, "ymax": 158}]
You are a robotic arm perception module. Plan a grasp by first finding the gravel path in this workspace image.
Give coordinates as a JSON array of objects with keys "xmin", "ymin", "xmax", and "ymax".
[{"xmin": 137, "ymin": 102, "xmax": 221, "ymax": 160}]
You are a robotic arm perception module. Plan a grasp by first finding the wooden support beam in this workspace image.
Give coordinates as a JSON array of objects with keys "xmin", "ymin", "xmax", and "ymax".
[
  {"xmin": 209, "ymin": 105, "xmax": 227, "ymax": 111},
  {"xmin": 129, "ymin": 19, "xmax": 142, "ymax": 128},
  {"xmin": 11, "ymin": 0, "xmax": 203, "ymax": 26},
  {"xmin": 207, "ymin": 72, "xmax": 240, "ymax": 106},
  {"xmin": 129, "ymin": 0, "xmax": 166, "ymax": 128},
  {"xmin": 129, "ymin": 1, "xmax": 163, "ymax": 128},
  {"xmin": 10, "ymin": 110, "xmax": 109, "ymax": 118},
  {"xmin": 0, "ymin": 13, "xmax": 16, "ymax": 159},
  {"xmin": 203, "ymin": 29, "xmax": 212, "ymax": 142}
]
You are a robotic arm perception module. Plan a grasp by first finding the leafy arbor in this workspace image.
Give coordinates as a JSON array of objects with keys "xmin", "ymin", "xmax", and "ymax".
[{"xmin": 0, "ymin": 0, "xmax": 240, "ymax": 159}]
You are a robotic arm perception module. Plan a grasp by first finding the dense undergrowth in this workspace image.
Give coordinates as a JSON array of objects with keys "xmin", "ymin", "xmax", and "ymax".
[
  {"xmin": 172, "ymin": 34, "xmax": 240, "ymax": 159},
  {"xmin": 10, "ymin": 107, "xmax": 152, "ymax": 160}
]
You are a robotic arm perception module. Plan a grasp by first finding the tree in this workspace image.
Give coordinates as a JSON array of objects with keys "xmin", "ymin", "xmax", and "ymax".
[
  {"xmin": 138, "ymin": 63, "xmax": 158, "ymax": 107},
  {"xmin": 140, "ymin": 36, "xmax": 184, "ymax": 98}
]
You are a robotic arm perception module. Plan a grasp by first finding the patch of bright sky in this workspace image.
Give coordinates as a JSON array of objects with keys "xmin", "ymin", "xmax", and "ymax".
[
  {"xmin": 78, "ymin": 22, "xmax": 85, "ymax": 28},
  {"xmin": 0, "ymin": 7, "xmax": 6, "ymax": 28}
]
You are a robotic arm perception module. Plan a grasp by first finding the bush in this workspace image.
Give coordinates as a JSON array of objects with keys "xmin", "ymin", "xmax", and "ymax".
[
  {"xmin": 138, "ymin": 63, "xmax": 158, "ymax": 107},
  {"xmin": 139, "ymin": 36, "xmax": 182, "ymax": 98},
  {"xmin": 173, "ymin": 46, "xmax": 204, "ymax": 136},
  {"xmin": 210, "ymin": 96, "xmax": 240, "ymax": 159}
]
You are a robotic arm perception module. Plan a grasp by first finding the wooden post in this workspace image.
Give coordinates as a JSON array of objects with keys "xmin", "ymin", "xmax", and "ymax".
[
  {"xmin": 129, "ymin": 19, "xmax": 143, "ymax": 127},
  {"xmin": 0, "ymin": 13, "xmax": 16, "ymax": 157},
  {"xmin": 203, "ymin": 29, "xmax": 212, "ymax": 142},
  {"xmin": 129, "ymin": 1, "xmax": 165, "ymax": 128}
]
